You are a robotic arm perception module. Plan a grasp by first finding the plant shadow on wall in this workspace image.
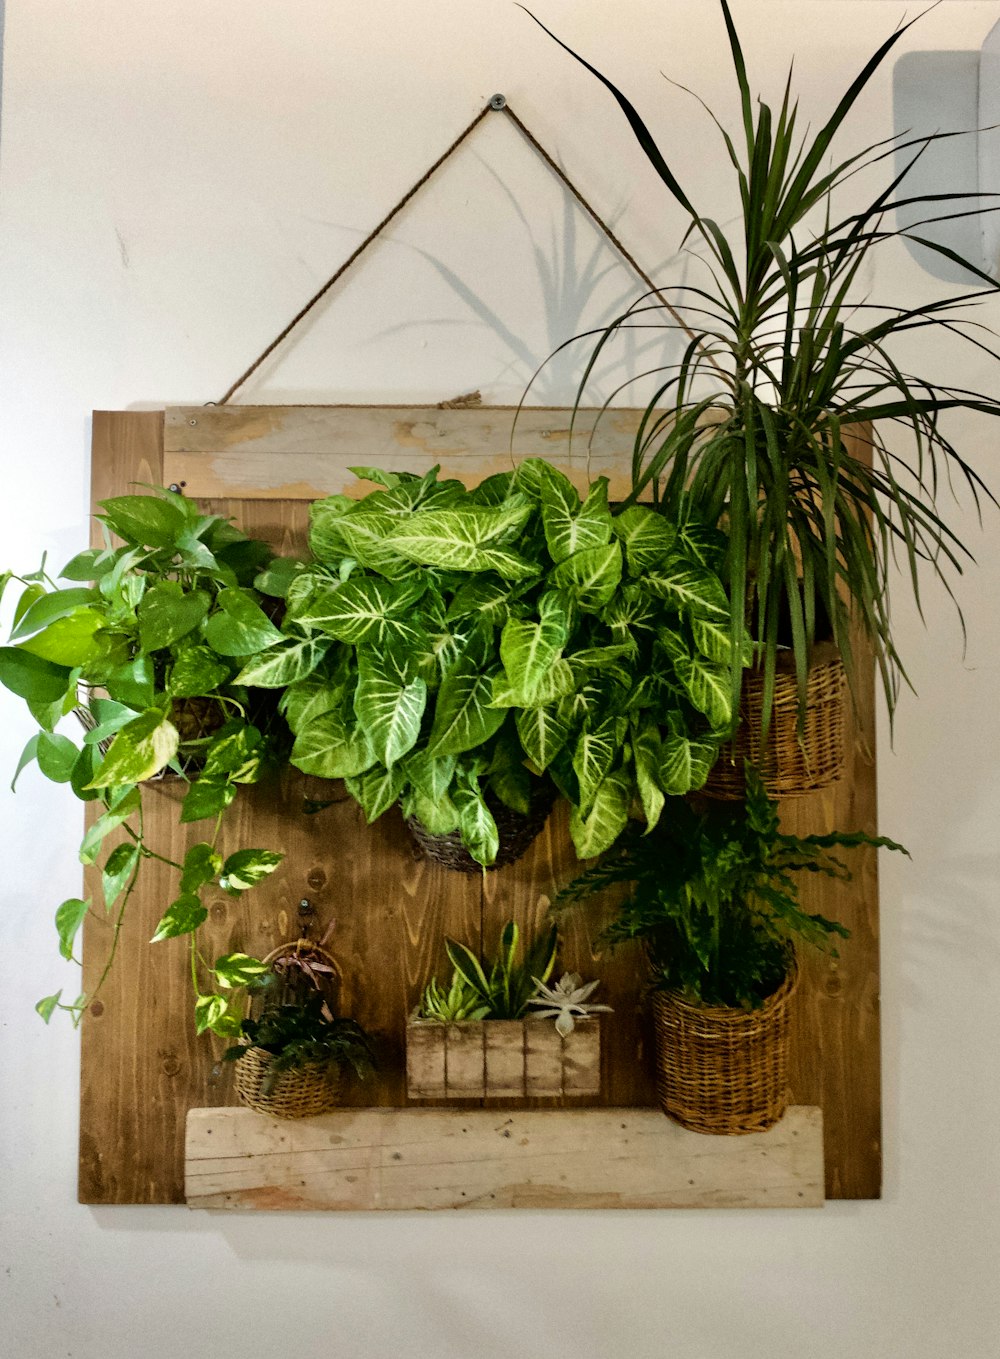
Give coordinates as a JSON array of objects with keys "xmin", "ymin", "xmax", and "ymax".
[
  {"xmin": 240, "ymin": 147, "xmax": 692, "ymax": 408},
  {"xmin": 522, "ymin": 0, "xmax": 1000, "ymax": 742}
]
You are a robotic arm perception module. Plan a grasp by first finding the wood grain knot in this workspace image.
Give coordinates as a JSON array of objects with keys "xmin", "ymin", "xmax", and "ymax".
[
  {"xmin": 306, "ymin": 868, "xmax": 327, "ymax": 890},
  {"xmin": 90, "ymin": 1001, "xmax": 104, "ymax": 1018}
]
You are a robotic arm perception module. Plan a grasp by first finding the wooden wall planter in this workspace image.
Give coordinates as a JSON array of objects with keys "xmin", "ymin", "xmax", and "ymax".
[
  {"xmin": 406, "ymin": 1018, "xmax": 602, "ymax": 1100},
  {"xmin": 80, "ymin": 408, "xmax": 881, "ymax": 1206}
]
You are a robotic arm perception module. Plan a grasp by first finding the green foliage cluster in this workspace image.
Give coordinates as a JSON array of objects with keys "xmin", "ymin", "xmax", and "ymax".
[
  {"xmin": 0, "ymin": 488, "xmax": 289, "ymax": 1033},
  {"xmin": 528, "ymin": 0, "xmax": 1000, "ymax": 731},
  {"xmin": 223, "ymin": 996, "xmax": 376, "ymax": 1091},
  {"xmin": 558, "ymin": 770, "xmax": 906, "ymax": 1009},
  {"xmin": 419, "ymin": 920, "xmax": 558, "ymax": 1022},
  {"xmin": 248, "ymin": 461, "xmax": 746, "ymax": 864}
]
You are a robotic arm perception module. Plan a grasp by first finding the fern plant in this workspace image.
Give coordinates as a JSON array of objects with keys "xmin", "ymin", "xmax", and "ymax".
[{"xmin": 558, "ymin": 770, "xmax": 906, "ymax": 1009}]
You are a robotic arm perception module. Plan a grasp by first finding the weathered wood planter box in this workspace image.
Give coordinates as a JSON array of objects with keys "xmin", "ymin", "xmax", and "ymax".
[{"xmin": 406, "ymin": 1018, "xmax": 602, "ymax": 1099}]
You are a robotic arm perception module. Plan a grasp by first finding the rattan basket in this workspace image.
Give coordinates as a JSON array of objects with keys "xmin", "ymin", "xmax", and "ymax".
[
  {"xmin": 233, "ymin": 1046, "xmax": 342, "ymax": 1119},
  {"xmin": 703, "ymin": 642, "xmax": 846, "ymax": 799},
  {"xmin": 407, "ymin": 782, "xmax": 557, "ymax": 874},
  {"xmin": 74, "ymin": 694, "xmax": 227, "ymax": 779},
  {"xmin": 651, "ymin": 961, "xmax": 798, "ymax": 1135}
]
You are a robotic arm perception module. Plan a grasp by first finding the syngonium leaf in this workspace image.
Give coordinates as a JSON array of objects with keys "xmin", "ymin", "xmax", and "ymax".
[
  {"xmin": 426, "ymin": 656, "xmax": 506, "ymax": 758},
  {"xmin": 291, "ymin": 708, "xmax": 376, "ymax": 780},
  {"xmin": 572, "ymin": 716, "xmax": 620, "ymax": 815},
  {"xmin": 516, "ymin": 699, "xmax": 573, "ymax": 772},
  {"xmin": 659, "ymin": 722, "xmax": 718, "ymax": 795},
  {"xmin": 632, "ymin": 720, "xmax": 665, "ymax": 830},
  {"xmin": 385, "ymin": 500, "xmax": 539, "ymax": 579},
  {"xmin": 551, "ymin": 542, "xmax": 622, "ymax": 612},
  {"xmin": 499, "ymin": 592, "xmax": 570, "ymax": 702},
  {"xmin": 295, "ymin": 575, "xmax": 428, "ymax": 647},
  {"xmin": 643, "ymin": 557, "xmax": 729, "ymax": 620},
  {"xmin": 612, "ymin": 505, "xmax": 677, "ymax": 575},
  {"xmin": 452, "ymin": 778, "xmax": 500, "ymax": 867},
  {"xmin": 353, "ymin": 648, "xmax": 427, "ymax": 768},
  {"xmin": 309, "ymin": 502, "xmax": 412, "ymax": 577},
  {"xmin": 539, "ymin": 465, "xmax": 613, "ymax": 564},
  {"xmin": 234, "ymin": 635, "xmax": 332, "ymax": 688},
  {"xmin": 569, "ymin": 766, "xmax": 632, "ymax": 859},
  {"xmin": 345, "ymin": 762, "xmax": 408, "ymax": 822}
]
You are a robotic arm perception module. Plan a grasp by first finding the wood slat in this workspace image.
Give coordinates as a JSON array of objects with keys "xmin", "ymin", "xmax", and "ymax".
[
  {"xmin": 163, "ymin": 404, "xmax": 654, "ymax": 501},
  {"xmin": 184, "ymin": 1105, "xmax": 825, "ymax": 1211}
]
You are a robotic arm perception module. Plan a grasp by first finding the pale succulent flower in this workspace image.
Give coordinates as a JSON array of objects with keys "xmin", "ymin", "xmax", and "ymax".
[{"xmin": 526, "ymin": 972, "xmax": 612, "ymax": 1036}]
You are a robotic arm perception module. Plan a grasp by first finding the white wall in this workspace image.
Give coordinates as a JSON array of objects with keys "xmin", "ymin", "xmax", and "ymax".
[{"xmin": 1, "ymin": 3, "xmax": 999, "ymax": 1356}]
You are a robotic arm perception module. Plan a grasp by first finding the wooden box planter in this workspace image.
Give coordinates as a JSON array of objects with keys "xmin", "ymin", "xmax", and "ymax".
[{"xmin": 406, "ymin": 1017, "xmax": 602, "ymax": 1100}]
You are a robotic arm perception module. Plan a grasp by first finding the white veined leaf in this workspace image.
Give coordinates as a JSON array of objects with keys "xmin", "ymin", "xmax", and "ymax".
[
  {"xmin": 386, "ymin": 501, "xmax": 536, "ymax": 575},
  {"xmin": 344, "ymin": 763, "xmax": 407, "ymax": 822},
  {"xmin": 690, "ymin": 616, "xmax": 733, "ymax": 664},
  {"xmin": 569, "ymin": 767, "xmax": 631, "ymax": 859},
  {"xmin": 410, "ymin": 788, "xmax": 461, "ymax": 836},
  {"xmin": 404, "ymin": 750, "xmax": 457, "ymax": 801},
  {"xmin": 659, "ymin": 727, "xmax": 718, "ymax": 795},
  {"xmin": 280, "ymin": 669, "xmax": 348, "ymax": 732},
  {"xmin": 295, "ymin": 576, "xmax": 427, "ymax": 646},
  {"xmin": 572, "ymin": 717, "xmax": 618, "ymax": 815},
  {"xmin": 644, "ymin": 557, "xmax": 729, "ymax": 620},
  {"xmin": 499, "ymin": 594, "xmax": 569, "ymax": 701},
  {"xmin": 290, "ymin": 710, "xmax": 376, "ymax": 779},
  {"xmin": 309, "ymin": 503, "xmax": 411, "ymax": 576},
  {"xmin": 491, "ymin": 658, "xmax": 576, "ymax": 710},
  {"xmin": 353, "ymin": 652, "xmax": 427, "ymax": 768},
  {"xmin": 541, "ymin": 472, "xmax": 613, "ymax": 564},
  {"xmin": 551, "ymin": 542, "xmax": 622, "ymax": 612},
  {"xmin": 672, "ymin": 650, "xmax": 734, "ymax": 727},
  {"xmin": 632, "ymin": 720, "xmax": 665, "ymax": 829},
  {"xmin": 515, "ymin": 701, "xmax": 573, "ymax": 772},
  {"xmin": 612, "ymin": 505, "xmax": 677, "ymax": 574},
  {"xmin": 234, "ymin": 636, "xmax": 332, "ymax": 688},
  {"xmin": 426, "ymin": 660, "xmax": 506, "ymax": 758},
  {"xmin": 452, "ymin": 781, "xmax": 500, "ymax": 867}
]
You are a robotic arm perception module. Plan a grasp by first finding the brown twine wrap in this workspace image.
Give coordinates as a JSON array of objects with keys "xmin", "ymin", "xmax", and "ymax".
[
  {"xmin": 652, "ymin": 961, "xmax": 798, "ymax": 1136},
  {"xmin": 704, "ymin": 643, "xmax": 847, "ymax": 800}
]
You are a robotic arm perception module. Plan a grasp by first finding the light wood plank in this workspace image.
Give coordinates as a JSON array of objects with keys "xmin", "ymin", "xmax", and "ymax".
[
  {"xmin": 185, "ymin": 1105, "xmax": 825, "ymax": 1211},
  {"xmin": 163, "ymin": 404, "xmax": 654, "ymax": 501}
]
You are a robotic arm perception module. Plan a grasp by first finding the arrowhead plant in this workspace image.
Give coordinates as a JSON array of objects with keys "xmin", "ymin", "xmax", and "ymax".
[{"xmin": 254, "ymin": 462, "xmax": 747, "ymax": 865}]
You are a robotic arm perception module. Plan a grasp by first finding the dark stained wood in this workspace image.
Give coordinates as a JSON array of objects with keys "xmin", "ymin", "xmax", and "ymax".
[{"xmin": 80, "ymin": 410, "xmax": 881, "ymax": 1203}]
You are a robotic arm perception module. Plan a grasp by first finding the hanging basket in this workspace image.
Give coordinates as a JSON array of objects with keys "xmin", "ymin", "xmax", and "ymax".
[
  {"xmin": 651, "ymin": 961, "xmax": 798, "ymax": 1136},
  {"xmin": 406, "ymin": 783, "xmax": 557, "ymax": 875},
  {"xmin": 703, "ymin": 642, "xmax": 846, "ymax": 799},
  {"xmin": 233, "ymin": 1046, "xmax": 342, "ymax": 1119}
]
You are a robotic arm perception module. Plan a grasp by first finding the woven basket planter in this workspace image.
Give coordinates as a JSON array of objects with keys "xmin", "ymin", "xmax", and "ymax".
[
  {"xmin": 233, "ymin": 1046, "xmax": 342, "ymax": 1119},
  {"xmin": 651, "ymin": 962, "xmax": 798, "ymax": 1135},
  {"xmin": 406, "ymin": 783, "xmax": 556, "ymax": 874},
  {"xmin": 406, "ymin": 1016, "xmax": 602, "ymax": 1099},
  {"xmin": 704, "ymin": 642, "xmax": 846, "ymax": 799}
]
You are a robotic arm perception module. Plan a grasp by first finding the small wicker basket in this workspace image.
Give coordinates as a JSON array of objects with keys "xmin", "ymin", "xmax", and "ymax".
[
  {"xmin": 74, "ymin": 694, "xmax": 227, "ymax": 779},
  {"xmin": 234, "ymin": 1046, "xmax": 342, "ymax": 1119},
  {"xmin": 651, "ymin": 961, "xmax": 798, "ymax": 1136},
  {"xmin": 407, "ymin": 783, "xmax": 556, "ymax": 874},
  {"xmin": 704, "ymin": 643, "xmax": 846, "ymax": 799}
]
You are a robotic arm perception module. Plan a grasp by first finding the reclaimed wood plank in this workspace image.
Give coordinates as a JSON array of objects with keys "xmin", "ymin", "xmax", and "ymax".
[
  {"xmin": 163, "ymin": 404, "xmax": 655, "ymax": 501},
  {"xmin": 184, "ymin": 1105, "xmax": 825, "ymax": 1211}
]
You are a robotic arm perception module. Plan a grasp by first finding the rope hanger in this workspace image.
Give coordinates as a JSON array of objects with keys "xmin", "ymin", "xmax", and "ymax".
[{"xmin": 217, "ymin": 95, "xmax": 699, "ymax": 406}]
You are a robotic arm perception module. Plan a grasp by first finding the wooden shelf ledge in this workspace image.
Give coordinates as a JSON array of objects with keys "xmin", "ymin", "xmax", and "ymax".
[{"xmin": 184, "ymin": 1105, "xmax": 824, "ymax": 1211}]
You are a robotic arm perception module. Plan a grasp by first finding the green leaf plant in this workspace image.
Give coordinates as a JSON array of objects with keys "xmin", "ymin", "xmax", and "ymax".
[
  {"xmin": 524, "ymin": 0, "xmax": 1000, "ymax": 734},
  {"xmin": 253, "ymin": 462, "xmax": 747, "ymax": 865},
  {"xmin": 1, "ymin": 488, "xmax": 289, "ymax": 1035},
  {"xmin": 557, "ymin": 768, "xmax": 907, "ymax": 1010}
]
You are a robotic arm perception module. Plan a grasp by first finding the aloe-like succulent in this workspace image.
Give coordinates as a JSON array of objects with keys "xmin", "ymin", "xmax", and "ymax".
[
  {"xmin": 525, "ymin": 971, "xmax": 612, "ymax": 1036},
  {"xmin": 417, "ymin": 973, "xmax": 491, "ymax": 1024}
]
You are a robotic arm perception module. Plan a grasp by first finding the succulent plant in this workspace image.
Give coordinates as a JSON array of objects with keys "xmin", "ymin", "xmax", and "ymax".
[{"xmin": 525, "ymin": 971, "xmax": 612, "ymax": 1036}]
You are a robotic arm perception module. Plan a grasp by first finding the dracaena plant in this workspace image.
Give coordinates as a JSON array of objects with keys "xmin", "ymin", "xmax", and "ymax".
[
  {"xmin": 557, "ymin": 768, "xmax": 907, "ymax": 1010},
  {"xmin": 246, "ymin": 461, "xmax": 746, "ymax": 864},
  {"xmin": 526, "ymin": 1, "xmax": 1000, "ymax": 730},
  {"xmin": 0, "ymin": 488, "xmax": 294, "ymax": 1035}
]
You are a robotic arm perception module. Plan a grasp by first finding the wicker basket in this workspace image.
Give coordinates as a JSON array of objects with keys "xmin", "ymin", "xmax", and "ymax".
[
  {"xmin": 406, "ymin": 783, "xmax": 556, "ymax": 874},
  {"xmin": 651, "ymin": 961, "xmax": 798, "ymax": 1135},
  {"xmin": 704, "ymin": 642, "xmax": 846, "ymax": 799},
  {"xmin": 233, "ymin": 1046, "xmax": 342, "ymax": 1119}
]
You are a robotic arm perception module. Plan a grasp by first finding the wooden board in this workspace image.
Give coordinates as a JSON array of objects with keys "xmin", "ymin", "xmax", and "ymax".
[
  {"xmin": 80, "ymin": 409, "xmax": 881, "ymax": 1204},
  {"xmin": 163, "ymin": 404, "xmax": 654, "ymax": 501},
  {"xmin": 184, "ymin": 1105, "xmax": 825, "ymax": 1211}
]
